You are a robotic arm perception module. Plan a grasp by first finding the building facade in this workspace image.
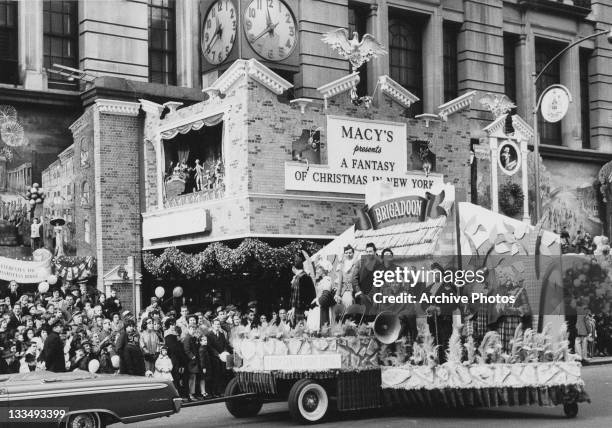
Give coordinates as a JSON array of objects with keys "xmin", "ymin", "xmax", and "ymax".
[{"xmin": 0, "ymin": 0, "xmax": 608, "ymax": 307}]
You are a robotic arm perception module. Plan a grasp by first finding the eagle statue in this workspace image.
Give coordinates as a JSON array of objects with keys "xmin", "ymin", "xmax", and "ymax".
[
  {"xmin": 322, "ymin": 28, "xmax": 387, "ymax": 71},
  {"xmin": 479, "ymin": 93, "xmax": 516, "ymax": 118}
]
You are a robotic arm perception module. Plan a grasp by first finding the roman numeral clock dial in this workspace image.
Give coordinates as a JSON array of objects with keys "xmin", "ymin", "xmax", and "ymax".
[
  {"xmin": 202, "ymin": 0, "xmax": 237, "ymax": 65},
  {"xmin": 244, "ymin": 0, "xmax": 297, "ymax": 61}
]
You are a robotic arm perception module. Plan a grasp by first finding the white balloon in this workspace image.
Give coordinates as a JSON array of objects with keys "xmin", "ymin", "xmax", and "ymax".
[
  {"xmin": 38, "ymin": 281, "xmax": 49, "ymax": 294},
  {"xmin": 88, "ymin": 359, "xmax": 100, "ymax": 373},
  {"xmin": 111, "ymin": 355, "xmax": 120, "ymax": 369},
  {"xmin": 47, "ymin": 274, "xmax": 58, "ymax": 285},
  {"xmin": 155, "ymin": 286, "xmax": 165, "ymax": 299}
]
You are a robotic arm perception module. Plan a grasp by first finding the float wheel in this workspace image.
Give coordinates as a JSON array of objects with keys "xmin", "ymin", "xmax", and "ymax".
[
  {"xmin": 224, "ymin": 377, "xmax": 263, "ymax": 418},
  {"xmin": 563, "ymin": 402, "xmax": 579, "ymax": 418},
  {"xmin": 288, "ymin": 379, "xmax": 329, "ymax": 424}
]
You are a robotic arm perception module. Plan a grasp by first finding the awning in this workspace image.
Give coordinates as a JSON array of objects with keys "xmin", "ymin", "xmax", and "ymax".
[{"xmin": 160, "ymin": 112, "xmax": 224, "ymax": 140}]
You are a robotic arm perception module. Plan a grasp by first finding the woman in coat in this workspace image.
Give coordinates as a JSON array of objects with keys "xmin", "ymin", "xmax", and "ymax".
[{"xmin": 164, "ymin": 322, "xmax": 188, "ymax": 398}]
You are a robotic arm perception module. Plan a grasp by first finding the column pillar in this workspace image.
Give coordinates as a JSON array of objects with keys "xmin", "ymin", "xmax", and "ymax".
[
  {"xmin": 560, "ymin": 40, "xmax": 582, "ymax": 149},
  {"xmin": 156, "ymin": 137, "xmax": 165, "ymax": 208},
  {"xmin": 422, "ymin": 8, "xmax": 444, "ymax": 112},
  {"xmin": 176, "ymin": 0, "xmax": 199, "ymax": 88},
  {"xmin": 18, "ymin": 0, "xmax": 46, "ymax": 90},
  {"xmin": 520, "ymin": 139, "xmax": 530, "ymax": 223},
  {"xmin": 515, "ymin": 31, "xmax": 535, "ymax": 122},
  {"xmin": 366, "ymin": 1, "xmax": 389, "ymax": 97},
  {"xmin": 490, "ymin": 137, "xmax": 499, "ymax": 213}
]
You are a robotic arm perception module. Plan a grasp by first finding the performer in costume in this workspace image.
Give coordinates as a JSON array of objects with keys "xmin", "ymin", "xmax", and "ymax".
[
  {"xmin": 351, "ymin": 242, "xmax": 383, "ymax": 319},
  {"xmin": 312, "ymin": 260, "xmax": 334, "ymax": 329},
  {"xmin": 335, "ymin": 245, "xmax": 356, "ymax": 308},
  {"xmin": 288, "ymin": 256, "xmax": 315, "ymax": 325},
  {"xmin": 496, "ymin": 277, "xmax": 531, "ymax": 353}
]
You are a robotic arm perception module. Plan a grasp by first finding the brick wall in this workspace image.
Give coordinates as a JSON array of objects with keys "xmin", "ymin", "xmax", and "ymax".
[{"xmin": 94, "ymin": 109, "xmax": 143, "ymax": 289}]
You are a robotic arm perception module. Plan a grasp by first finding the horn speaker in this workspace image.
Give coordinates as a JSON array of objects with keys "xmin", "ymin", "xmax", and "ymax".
[{"xmin": 373, "ymin": 311, "xmax": 401, "ymax": 344}]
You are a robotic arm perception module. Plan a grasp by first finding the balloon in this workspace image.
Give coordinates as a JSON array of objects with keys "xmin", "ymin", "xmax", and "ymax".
[
  {"xmin": 29, "ymin": 199, "xmax": 36, "ymax": 206},
  {"xmin": 47, "ymin": 274, "xmax": 58, "ymax": 285},
  {"xmin": 38, "ymin": 281, "xmax": 49, "ymax": 294},
  {"xmin": 33, "ymin": 183, "xmax": 39, "ymax": 188},
  {"xmin": 155, "ymin": 286, "xmax": 165, "ymax": 299},
  {"xmin": 111, "ymin": 355, "xmax": 120, "ymax": 369},
  {"xmin": 38, "ymin": 188, "xmax": 43, "ymax": 194},
  {"xmin": 172, "ymin": 286, "xmax": 184, "ymax": 298},
  {"xmin": 35, "ymin": 198, "xmax": 42, "ymax": 204},
  {"xmin": 30, "ymin": 187, "xmax": 37, "ymax": 194},
  {"xmin": 88, "ymin": 359, "xmax": 100, "ymax": 374}
]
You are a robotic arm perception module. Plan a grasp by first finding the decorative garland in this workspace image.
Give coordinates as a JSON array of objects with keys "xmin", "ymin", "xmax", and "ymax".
[
  {"xmin": 53, "ymin": 255, "xmax": 97, "ymax": 282},
  {"xmin": 499, "ymin": 182, "xmax": 524, "ymax": 217},
  {"xmin": 142, "ymin": 238, "xmax": 322, "ymax": 280}
]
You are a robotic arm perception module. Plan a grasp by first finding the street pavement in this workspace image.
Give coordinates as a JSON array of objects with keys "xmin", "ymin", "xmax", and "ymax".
[{"xmin": 129, "ymin": 364, "xmax": 612, "ymax": 428}]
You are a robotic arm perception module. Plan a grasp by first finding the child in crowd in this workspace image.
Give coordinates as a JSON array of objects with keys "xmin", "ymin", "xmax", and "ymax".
[
  {"xmin": 198, "ymin": 335, "xmax": 211, "ymax": 398},
  {"xmin": 153, "ymin": 345, "xmax": 173, "ymax": 382}
]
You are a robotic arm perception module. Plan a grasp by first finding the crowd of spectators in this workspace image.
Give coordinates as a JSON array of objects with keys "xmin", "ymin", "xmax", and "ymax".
[
  {"xmin": 0, "ymin": 280, "xmax": 291, "ymax": 402},
  {"xmin": 558, "ymin": 227, "xmax": 604, "ymax": 255}
]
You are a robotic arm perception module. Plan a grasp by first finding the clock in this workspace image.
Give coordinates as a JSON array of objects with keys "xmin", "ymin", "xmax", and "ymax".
[
  {"xmin": 243, "ymin": 0, "xmax": 297, "ymax": 61},
  {"xmin": 202, "ymin": 0, "xmax": 238, "ymax": 65}
]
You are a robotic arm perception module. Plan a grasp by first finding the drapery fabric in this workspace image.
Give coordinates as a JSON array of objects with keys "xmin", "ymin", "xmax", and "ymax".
[{"xmin": 160, "ymin": 113, "xmax": 224, "ymax": 140}]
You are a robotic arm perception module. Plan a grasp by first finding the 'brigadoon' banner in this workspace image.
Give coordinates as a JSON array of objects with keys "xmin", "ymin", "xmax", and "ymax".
[
  {"xmin": 0, "ymin": 255, "xmax": 51, "ymax": 283},
  {"xmin": 365, "ymin": 191, "xmax": 446, "ymax": 229}
]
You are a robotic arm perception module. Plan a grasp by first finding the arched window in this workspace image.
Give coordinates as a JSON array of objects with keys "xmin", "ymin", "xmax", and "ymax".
[
  {"xmin": 81, "ymin": 181, "xmax": 90, "ymax": 206},
  {"xmin": 84, "ymin": 219, "xmax": 90, "ymax": 244}
]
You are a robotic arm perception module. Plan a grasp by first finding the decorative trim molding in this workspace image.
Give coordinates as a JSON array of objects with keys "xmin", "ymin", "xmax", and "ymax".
[
  {"xmin": 511, "ymin": 114, "xmax": 534, "ymax": 141},
  {"xmin": 210, "ymin": 60, "xmax": 247, "ymax": 94},
  {"xmin": 290, "ymin": 98, "xmax": 314, "ymax": 114},
  {"xmin": 317, "ymin": 72, "xmax": 360, "ymax": 108},
  {"xmin": 377, "ymin": 75, "xmax": 419, "ymax": 109},
  {"xmin": 483, "ymin": 114, "xmax": 508, "ymax": 138},
  {"xmin": 246, "ymin": 59, "xmax": 293, "ymax": 95},
  {"xmin": 139, "ymin": 99, "xmax": 165, "ymax": 118},
  {"xmin": 415, "ymin": 113, "xmax": 441, "ymax": 128},
  {"xmin": 209, "ymin": 59, "xmax": 293, "ymax": 95},
  {"xmin": 95, "ymin": 99, "xmax": 141, "ymax": 116},
  {"xmin": 163, "ymin": 101, "xmax": 184, "ymax": 116},
  {"xmin": 437, "ymin": 90, "xmax": 476, "ymax": 121}
]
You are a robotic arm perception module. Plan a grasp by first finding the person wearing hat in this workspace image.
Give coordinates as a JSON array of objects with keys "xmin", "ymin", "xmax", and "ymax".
[
  {"xmin": 41, "ymin": 318, "xmax": 66, "ymax": 372},
  {"xmin": 335, "ymin": 245, "xmax": 357, "ymax": 308},
  {"xmin": 153, "ymin": 345, "xmax": 173, "ymax": 382},
  {"xmin": 99, "ymin": 342, "xmax": 115, "ymax": 374},
  {"xmin": 2, "ymin": 348, "xmax": 19, "ymax": 374},
  {"xmin": 116, "ymin": 318, "xmax": 145, "ymax": 376},
  {"xmin": 288, "ymin": 256, "xmax": 315, "ymax": 325},
  {"xmin": 311, "ymin": 259, "xmax": 334, "ymax": 329},
  {"xmin": 0, "ymin": 347, "xmax": 10, "ymax": 374}
]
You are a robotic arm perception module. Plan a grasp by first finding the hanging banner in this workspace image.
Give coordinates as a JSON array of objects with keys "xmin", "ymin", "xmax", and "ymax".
[{"xmin": 0, "ymin": 255, "xmax": 52, "ymax": 283}]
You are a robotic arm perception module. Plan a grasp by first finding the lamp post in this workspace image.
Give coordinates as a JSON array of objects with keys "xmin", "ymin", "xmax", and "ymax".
[{"xmin": 532, "ymin": 28, "xmax": 612, "ymax": 222}]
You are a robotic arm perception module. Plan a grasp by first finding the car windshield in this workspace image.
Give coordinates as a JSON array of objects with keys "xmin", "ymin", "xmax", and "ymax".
[{"xmin": 0, "ymin": 370, "xmax": 97, "ymax": 383}]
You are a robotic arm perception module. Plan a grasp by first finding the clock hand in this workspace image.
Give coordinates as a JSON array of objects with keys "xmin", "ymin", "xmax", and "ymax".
[
  {"xmin": 265, "ymin": 4, "xmax": 272, "ymax": 27},
  {"xmin": 250, "ymin": 23, "xmax": 277, "ymax": 43},
  {"xmin": 204, "ymin": 19, "xmax": 223, "ymax": 54}
]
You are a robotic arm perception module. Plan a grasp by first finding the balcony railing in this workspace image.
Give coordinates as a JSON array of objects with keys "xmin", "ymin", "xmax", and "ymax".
[{"xmin": 165, "ymin": 187, "xmax": 225, "ymax": 208}]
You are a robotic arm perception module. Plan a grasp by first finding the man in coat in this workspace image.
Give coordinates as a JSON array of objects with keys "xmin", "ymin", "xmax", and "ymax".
[
  {"xmin": 182, "ymin": 325, "xmax": 200, "ymax": 401},
  {"xmin": 351, "ymin": 242, "xmax": 384, "ymax": 318},
  {"xmin": 206, "ymin": 319, "xmax": 232, "ymax": 396},
  {"xmin": 164, "ymin": 320, "xmax": 188, "ymax": 398},
  {"xmin": 288, "ymin": 256, "xmax": 315, "ymax": 324},
  {"xmin": 116, "ymin": 319, "xmax": 145, "ymax": 376},
  {"xmin": 41, "ymin": 319, "xmax": 66, "ymax": 372}
]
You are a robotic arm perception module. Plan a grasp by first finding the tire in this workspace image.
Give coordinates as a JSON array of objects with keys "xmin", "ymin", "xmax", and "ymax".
[
  {"xmin": 225, "ymin": 377, "xmax": 263, "ymax": 418},
  {"xmin": 564, "ymin": 402, "xmax": 579, "ymax": 418},
  {"xmin": 288, "ymin": 379, "xmax": 329, "ymax": 424},
  {"xmin": 64, "ymin": 412, "xmax": 103, "ymax": 428}
]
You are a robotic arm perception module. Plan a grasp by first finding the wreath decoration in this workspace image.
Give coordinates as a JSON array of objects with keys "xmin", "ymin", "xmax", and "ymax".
[{"xmin": 499, "ymin": 182, "xmax": 524, "ymax": 217}]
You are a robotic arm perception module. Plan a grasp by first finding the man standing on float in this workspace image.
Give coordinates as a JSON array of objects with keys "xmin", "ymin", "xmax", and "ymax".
[{"xmin": 351, "ymin": 242, "xmax": 384, "ymax": 321}]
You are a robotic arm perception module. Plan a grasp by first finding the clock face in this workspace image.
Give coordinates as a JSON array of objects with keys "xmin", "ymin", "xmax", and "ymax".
[
  {"xmin": 243, "ymin": 0, "xmax": 297, "ymax": 61},
  {"xmin": 202, "ymin": 0, "xmax": 237, "ymax": 65}
]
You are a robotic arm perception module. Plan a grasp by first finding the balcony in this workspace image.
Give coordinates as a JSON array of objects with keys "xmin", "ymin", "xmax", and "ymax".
[
  {"xmin": 519, "ymin": 0, "xmax": 591, "ymax": 17},
  {"xmin": 165, "ymin": 187, "xmax": 225, "ymax": 208}
]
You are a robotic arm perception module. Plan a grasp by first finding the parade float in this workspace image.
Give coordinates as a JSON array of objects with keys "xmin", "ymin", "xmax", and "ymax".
[{"xmin": 220, "ymin": 177, "xmax": 589, "ymax": 424}]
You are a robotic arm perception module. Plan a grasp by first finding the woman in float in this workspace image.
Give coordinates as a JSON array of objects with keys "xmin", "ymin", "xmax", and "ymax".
[
  {"xmin": 496, "ymin": 274, "xmax": 531, "ymax": 353},
  {"xmin": 335, "ymin": 245, "xmax": 357, "ymax": 308},
  {"xmin": 310, "ymin": 259, "xmax": 335, "ymax": 329}
]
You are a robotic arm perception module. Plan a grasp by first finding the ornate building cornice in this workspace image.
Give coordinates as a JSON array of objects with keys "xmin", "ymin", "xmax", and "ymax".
[
  {"xmin": 511, "ymin": 114, "xmax": 534, "ymax": 142},
  {"xmin": 210, "ymin": 59, "xmax": 293, "ymax": 95},
  {"xmin": 317, "ymin": 72, "xmax": 360, "ymax": 108},
  {"xmin": 95, "ymin": 99, "xmax": 141, "ymax": 116},
  {"xmin": 139, "ymin": 99, "xmax": 165, "ymax": 118},
  {"xmin": 377, "ymin": 75, "xmax": 419, "ymax": 109},
  {"xmin": 483, "ymin": 114, "xmax": 508, "ymax": 138},
  {"xmin": 437, "ymin": 90, "xmax": 476, "ymax": 121}
]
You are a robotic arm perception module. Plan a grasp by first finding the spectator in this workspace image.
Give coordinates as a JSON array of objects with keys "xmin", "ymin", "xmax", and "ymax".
[
  {"xmin": 198, "ymin": 335, "xmax": 212, "ymax": 398},
  {"xmin": 183, "ymin": 324, "xmax": 200, "ymax": 401},
  {"xmin": 140, "ymin": 317, "xmax": 161, "ymax": 373},
  {"xmin": 206, "ymin": 319, "xmax": 231, "ymax": 397}
]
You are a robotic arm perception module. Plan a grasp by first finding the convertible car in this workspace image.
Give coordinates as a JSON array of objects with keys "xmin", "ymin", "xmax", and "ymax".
[{"xmin": 0, "ymin": 370, "xmax": 181, "ymax": 427}]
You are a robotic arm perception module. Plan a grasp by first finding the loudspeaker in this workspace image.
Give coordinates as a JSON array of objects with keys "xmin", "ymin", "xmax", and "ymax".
[{"xmin": 373, "ymin": 311, "xmax": 401, "ymax": 344}]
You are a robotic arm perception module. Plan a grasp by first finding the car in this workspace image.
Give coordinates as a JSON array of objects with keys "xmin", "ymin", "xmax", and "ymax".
[{"xmin": 0, "ymin": 370, "xmax": 181, "ymax": 427}]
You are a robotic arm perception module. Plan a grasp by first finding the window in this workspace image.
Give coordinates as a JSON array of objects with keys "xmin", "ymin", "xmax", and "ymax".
[
  {"xmin": 81, "ymin": 181, "xmax": 90, "ymax": 206},
  {"xmin": 389, "ymin": 12, "xmax": 423, "ymax": 115},
  {"xmin": 443, "ymin": 23, "xmax": 459, "ymax": 102},
  {"xmin": 536, "ymin": 39, "xmax": 564, "ymax": 146},
  {"xmin": 84, "ymin": 219, "xmax": 90, "ymax": 244},
  {"xmin": 580, "ymin": 49, "xmax": 591, "ymax": 149},
  {"xmin": 503, "ymin": 34, "xmax": 518, "ymax": 104},
  {"xmin": 348, "ymin": 3, "xmax": 369, "ymax": 97},
  {"xmin": 0, "ymin": 0, "xmax": 18, "ymax": 84},
  {"xmin": 43, "ymin": 0, "xmax": 78, "ymax": 89},
  {"xmin": 149, "ymin": 0, "xmax": 176, "ymax": 85}
]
